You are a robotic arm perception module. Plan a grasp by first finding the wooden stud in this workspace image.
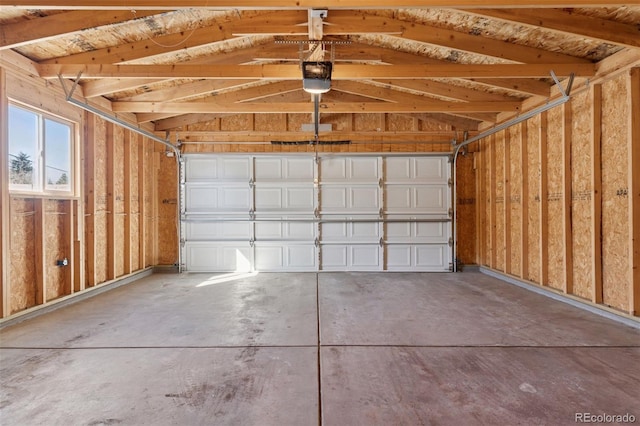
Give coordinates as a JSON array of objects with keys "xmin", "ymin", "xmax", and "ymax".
[
  {"xmin": 490, "ymin": 134, "xmax": 497, "ymax": 269},
  {"xmin": 34, "ymin": 199, "xmax": 46, "ymax": 305},
  {"xmin": 0, "ymin": 67, "xmax": 9, "ymax": 318},
  {"xmin": 106, "ymin": 122, "xmax": 116, "ymax": 280},
  {"xmin": 563, "ymin": 102, "xmax": 574, "ymax": 294},
  {"xmin": 152, "ymin": 150, "xmax": 160, "ymax": 266},
  {"xmin": 84, "ymin": 112, "xmax": 96, "ymax": 287},
  {"xmin": 591, "ymin": 84, "xmax": 603, "ymax": 304},
  {"xmin": 138, "ymin": 135, "xmax": 146, "ymax": 268},
  {"xmin": 73, "ymin": 200, "xmax": 83, "ymax": 292},
  {"xmin": 123, "ymin": 131, "xmax": 132, "ymax": 274},
  {"xmin": 539, "ymin": 111, "xmax": 549, "ymax": 286},
  {"xmin": 629, "ymin": 68, "xmax": 640, "ymax": 316},
  {"xmin": 520, "ymin": 121, "xmax": 529, "ymax": 280},
  {"xmin": 476, "ymin": 143, "xmax": 484, "ymax": 265},
  {"xmin": 504, "ymin": 130, "xmax": 511, "ymax": 275},
  {"xmin": 63, "ymin": 200, "xmax": 73, "ymax": 296}
]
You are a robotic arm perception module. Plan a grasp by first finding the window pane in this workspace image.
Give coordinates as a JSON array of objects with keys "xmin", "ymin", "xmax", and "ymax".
[
  {"xmin": 44, "ymin": 118, "xmax": 72, "ymax": 191},
  {"xmin": 8, "ymin": 105, "xmax": 39, "ymax": 190}
]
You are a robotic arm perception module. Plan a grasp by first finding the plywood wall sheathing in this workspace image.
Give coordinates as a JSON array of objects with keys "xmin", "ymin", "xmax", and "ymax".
[
  {"xmin": 494, "ymin": 132, "xmax": 505, "ymax": 272},
  {"xmin": 509, "ymin": 126, "xmax": 522, "ymax": 277},
  {"xmin": 570, "ymin": 91, "xmax": 594, "ymax": 300},
  {"xmin": 503, "ymin": 130, "xmax": 512, "ymax": 275},
  {"xmin": 519, "ymin": 122, "xmax": 529, "ymax": 281},
  {"xmin": 156, "ymin": 152, "xmax": 179, "ymax": 266},
  {"xmin": 9, "ymin": 198, "xmax": 37, "ymax": 314},
  {"xmin": 562, "ymin": 103, "xmax": 574, "ymax": 295},
  {"xmin": 489, "ymin": 136, "xmax": 496, "ymax": 268},
  {"xmin": 44, "ymin": 199, "xmax": 69, "ymax": 301},
  {"xmin": 84, "ymin": 112, "xmax": 96, "ymax": 287},
  {"xmin": 113, "ymin": 125, "xmax": 126, "ymax": 279},
  {"xmin": 591, "ymin": 84, "xmax": 603, "ymax": 305},
  {"xmin": 628, "ymin": 68, "xmax": 640, "ymax": 316},
  {"xmin": 130, "ymin": 133, "xmax": 140, "ymax": 272},
  {"xmin": 34, "ymin": 199, "xmax": 45, "ymax": 305},
  {"xmin": 0, "ymin": 67, "xmax": 8, "ymax": 318},
  {"xmin": 546, "ymin": 107, "xmax": 565, "ymax": 291},
  {"xmin": 601, "ymin": 74, "xmax": 630, "ymax": 312},
  {"xmin": 93, "ymin": 117, "xmax": 109, "ymax": 285},
  {"xmin": 456, "ymin": 152, "xmax": 476, "ymax": 266},
  {"xmin": 539, "ymin": 112, "xmax": 549, "ymax": 286}
]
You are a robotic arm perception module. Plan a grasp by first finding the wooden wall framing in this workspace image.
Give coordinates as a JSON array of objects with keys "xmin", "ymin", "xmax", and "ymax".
[
  {"xmin": 0, "ymin": 65, "xmax": 175, "ymax": 319},
  {"xmin": 476, "ymin": 65, "xmax": 640, "ymax": 317}
]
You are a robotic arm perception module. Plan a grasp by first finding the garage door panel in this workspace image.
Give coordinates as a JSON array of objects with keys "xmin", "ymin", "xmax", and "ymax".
[
  {"xmin": 255, "ymin": 220, "xmax": 315, "ymax": 240},
  {"xmin": 414, "ymin": 187, "xmax": 447, "ymax": 211},
  {"xmin": 186, "ymin": 243, "xmax": 253, "ymax": 272},
  {"xmin": 185, "ymin": 185, "xmax": 219, "ymax": 211},
  {"xmin": 254, "ymin": 157, "xmax": 315, "ymax": 180},
  {"xmin": 321, "ymin": 157, "xmax": 378, "ymax": 182},
  {"xmin": 321, "ymin": 221, "xmax": 380, "ymax": 241},
  {"xmin": 386, "ymin": 186, "xmax": 448, "ymax": 213},
  {"xmin": 321, "ymin": 244, "xmax": 381, "ymax": 271},
  {"xmin": 186, "ymin": 157, "xmax": 218, "ymax": 181},
  {"xmin": 185, "ymin": 221, "xmax": 250, "ymax": 240},
  {"xmin": 221, "ymin": 157, "xmax": 251, "ymax": 180},
  {"xmin": 386, "ymin": 244, "xmax": 449, "ymax": 271},
  {"xmin": 255, "ymin": 244, "xmax": 317, "ymax": 271},
  {"xmin": 255, "ymin": 186, "xmax": 315, "ymax": 211},
  {"xmin": 220, "ymin": 187, "xmax": 252, "ymax": 210},
  {"xmin": 321, "ymin": 186, "xmax": 379, "ymax": 212},
  {"xmin": 415, "ymin": 157, "xmax": 448, "ymax": 181}
]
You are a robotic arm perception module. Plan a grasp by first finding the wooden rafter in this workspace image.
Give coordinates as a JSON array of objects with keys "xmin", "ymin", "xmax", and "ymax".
[
  {"xmin": 4, "ymin": 1, "xmax": 633, "ymax": 10},
  {"xmin": 465, "ymin": 8, "xmax": 640, "ymax": 50},
  {"xmin": 39, "ymin": 63, "xmax": 595, "ymax": 79},
  {"xmin": 0, "ymin": 10, "xmax": 164, "ymax": 50}
]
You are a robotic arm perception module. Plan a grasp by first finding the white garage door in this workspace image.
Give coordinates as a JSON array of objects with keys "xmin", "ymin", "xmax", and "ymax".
[{"xmin": 181, "ymin": 154, "xmax": 452, "ymax": 272}]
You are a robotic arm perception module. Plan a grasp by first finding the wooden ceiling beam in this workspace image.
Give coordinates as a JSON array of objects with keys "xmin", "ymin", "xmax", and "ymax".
[
  {"xmin": 40, "ymin": 63, "xmax": 595, "ymax": 79},
  {"xmin": 464, "ymin": 8, "xmax": 640, "ymax": 50},
  {"xmin": 121, "ymin": 79, "xmax": 259, "ymax": 102},
  {"xmin": 0, "ymin": 10, "xmax": 164, "ymax": 50},
  {"xmin": 370, "ymin": 79, "xmax": 520, "ymax": 102},
  {"xmin": 6, "ymin": 1, "xmax": 632, "ymax": 10},
  {"xmin": 112, "ymin": 100, "xmax": 522, "ymax": 114}
]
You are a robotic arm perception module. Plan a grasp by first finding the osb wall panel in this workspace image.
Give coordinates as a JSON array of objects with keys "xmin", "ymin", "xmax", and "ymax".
[
  {"xmin": 546, "ymin": 107, "xmax": 565, "ymax": 291},
  {"xmin": 144, "ymin": 139, "xmax": 154, "ymax": 268},
  {"xmin": 130, "ymin": 133, "xmax": 140, "ymax": 271},
  {"xmin": 254, "ymin": 113, "xmax": 287, "ymax": 132},
  {"xmin": 93, "ymin": 117, "xmax": 109, "ymax": 284},
  {"xmin": 509, "ymin": 126, "xmax": 522, "ymax": 277},
  {"xmin": 456, "ymin": 153, "xmax": 476, "ymax": 265},
  {"xmin": 354, "ymin": 114, "xmax": 384, "ymax": 131},
  {"xmin": 601, "ymin": 74, "xmax": 630, "ymax": 311},
  {"xmin": 526, "ymin": 115, "xmax": 542, "ymax": 284},
  {"xmin": 484, "ymin": 139, "xmax": 493, "ymax": 266},
  {"xmin": 287, "ymin": 114, "xmax": 312, "ymax": 132},
  {"xmin": 386, "ymin": 114, "xmax": 417, "ymax": 132},
  {"xmin": 220, "ymin": 115, "xmax": 253, "ymax": 132},
  {"xmin": 570, "ymin": 90, "xmax": 594, "ymax": 300},
  {"xmin": 113, "ymin": 126, "xmax": 125, "ymax": 278},
  {"xmin": 44, "ymin": 199, "xmax": 67, "ymax": 301},
  {"xmin": 494, "ymin": 131, "xmax": 505, "ymax": 272},
  {"xmin": 181, "ymin": 143, "xmax": 453, "ymax": 154},
  {"xmin": 9, "ymin": 198, "xmax": 36, "ymax": 313},
  {"xmin": 156, "ymin": 152, "xmax": 179, "ymax": 266}
]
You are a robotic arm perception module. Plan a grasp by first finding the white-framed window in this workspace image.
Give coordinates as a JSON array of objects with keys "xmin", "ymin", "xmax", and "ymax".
[{"xmin": 8, "ymin": 102, "xmax": 75, "ymax": 195}]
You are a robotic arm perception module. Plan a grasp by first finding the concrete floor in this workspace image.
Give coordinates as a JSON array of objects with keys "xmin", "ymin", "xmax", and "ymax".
[{"xmin": 1, "ymin": 272, "xmax": 639, "ymax": 426}]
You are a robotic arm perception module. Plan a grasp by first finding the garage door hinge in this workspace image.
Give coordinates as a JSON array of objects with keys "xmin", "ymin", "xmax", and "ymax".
[
  {"xmin": 180, "ymin": 239, "xmax": 185, "ymax": 247},
  {"xmin": 249, "ymin": 238, "xmax": 255, "ymax": 247},
  {"xmin": 315, "ymin": 238, "xmax": 319, "ymax": 247},
  {"xmin": 448, "ymin": 237, "xmax": 453, "ymax": 247},
  {"xmin": 379, "ymin": 208, "xmax": 383, "ymax": 218},
  {"xmin": 448, "ymin": 208, "xmax": 453, "ymax": 218},
  {"xmin": 448, "ymin": 178, "xmax": 453, "ymax": 187},
  {"xmin": 448, "ymin": 262, "xmax": 454, "ymax": 272},
  {"xmin": 314, "ymin": 208, "xmax": 319, "ymax": 218},
  {"xmin": 379, "ymin": 238, "xmax": 384, "ymax": 247},
  {"xmin": 249, "ymin": 178, "xmax": 254, "ymax": 187},
  {"xmin": 249, "ymin": 209, "xmax": 255, "ymax": 220},
  {"xmin": 379, "ymin": 178, "xmax": 383, "ymax": 188}
]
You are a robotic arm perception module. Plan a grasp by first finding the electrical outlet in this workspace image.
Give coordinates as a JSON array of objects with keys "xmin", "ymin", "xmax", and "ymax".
[{"xmin": 56, "ymin": 258, "xmax": 68, "ymax": 267}]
